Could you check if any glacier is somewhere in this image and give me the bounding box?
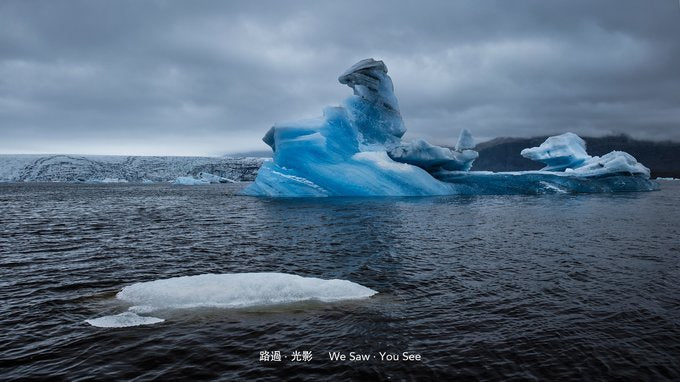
[0,154,264,183]
[244,58,657,197]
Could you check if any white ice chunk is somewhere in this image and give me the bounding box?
[100,178,128,183]
[117,273,377,312]
[172,176,210,185]
[198,172,237,183]
[172,173,236,185]
[86,312,164,328]
[520,132,590,171]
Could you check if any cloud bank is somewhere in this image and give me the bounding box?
[1,0,679,155]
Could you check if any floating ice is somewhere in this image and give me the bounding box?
[173,173,237,185]
[86,273,375,327]
[565,151,650,178]
[244,58,657,197]
[197,172,237,183]
[99,177,129,184]
[520,133,590,171]
[173,176,209,185]
[86,312,164,328]
[116,273,376,312]
[520,133,650,177]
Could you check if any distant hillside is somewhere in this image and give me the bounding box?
[471,135,680,178]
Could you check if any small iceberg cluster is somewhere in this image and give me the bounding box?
[86,273,376,327]
[243,58,657,197]
[520,132,650,177]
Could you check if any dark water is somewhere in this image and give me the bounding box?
[1,182,679,381]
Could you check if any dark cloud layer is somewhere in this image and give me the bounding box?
[1,0,679,155]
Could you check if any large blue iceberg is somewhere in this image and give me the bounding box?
[243,59,657,197]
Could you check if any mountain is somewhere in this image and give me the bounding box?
[471,135,680,178]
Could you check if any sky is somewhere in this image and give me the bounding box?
[1,0,679,156]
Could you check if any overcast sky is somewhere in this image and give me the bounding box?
[1,1,679,156]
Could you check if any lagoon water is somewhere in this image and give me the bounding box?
[1,182,679,380]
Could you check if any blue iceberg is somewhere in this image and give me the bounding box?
[243,59,657,197]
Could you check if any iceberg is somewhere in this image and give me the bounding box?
[117,273,377,312]
[243,58,657,197]
[520,132,590,171]
[86,273,376,327]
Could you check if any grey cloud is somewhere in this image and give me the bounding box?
[0,0,678,155]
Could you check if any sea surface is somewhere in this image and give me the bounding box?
[1,182,679,381]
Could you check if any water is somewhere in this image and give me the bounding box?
[1,182,679,381]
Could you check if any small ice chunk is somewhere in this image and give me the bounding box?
[101,178,128,183]
[87,178,128,184]
[86,312,164,328]
[172,173,236,184]
[520,133,590,171]
[198,172,237,183]
[172,176,209,185]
